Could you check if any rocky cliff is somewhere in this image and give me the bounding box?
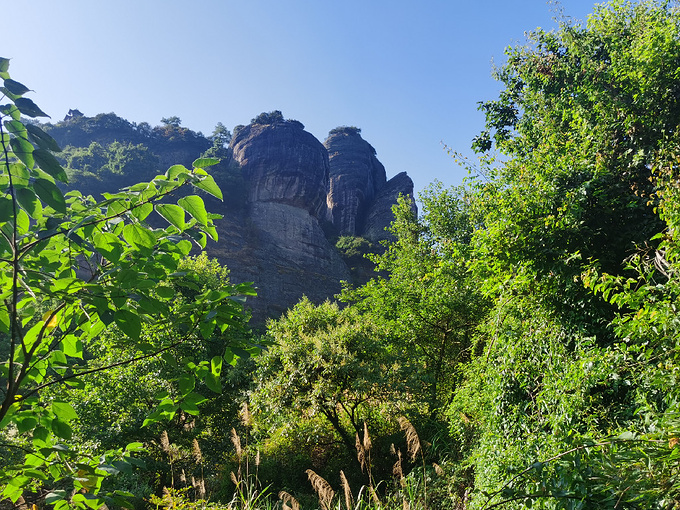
[46,112,415,323]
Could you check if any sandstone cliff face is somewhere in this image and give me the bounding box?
[323,128,414,242]
[363,171,415,242]
[225,119,349,322]
[231,121,329,218]
[324,128,386,236]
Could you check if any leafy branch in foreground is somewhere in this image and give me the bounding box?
[0,58,255,509]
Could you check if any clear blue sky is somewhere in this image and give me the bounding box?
[6,0,601,195]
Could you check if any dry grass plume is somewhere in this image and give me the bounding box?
[306,469,335,510]
[398,417,421,462]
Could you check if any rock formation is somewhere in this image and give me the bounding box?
[45,111,415,323]
[323,126,413,243]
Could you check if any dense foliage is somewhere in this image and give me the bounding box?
[4,1,680,509]
[0,61,256,509]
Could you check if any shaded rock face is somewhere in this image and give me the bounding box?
[222,122,414,322]
[323,128,413,243]
[224,121,347,322]
[324,129,386,235]
[231,122,329,218]
[363,172,415,242]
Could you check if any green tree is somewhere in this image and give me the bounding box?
[449,1,680,507]
[0,60,255,509]
[161,116,182,128]
[251,299,416,455]
[343,186,488,419]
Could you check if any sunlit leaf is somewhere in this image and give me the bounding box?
[9,136,34,168]
[192,157,220,168]
[114,309,142,340]
[178,195,208,226]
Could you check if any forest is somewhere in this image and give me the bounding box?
[2,1,680,508]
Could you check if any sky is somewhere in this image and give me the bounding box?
[5,0,602,196]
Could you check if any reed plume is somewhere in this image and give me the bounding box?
[306,469,335,510]
[398,417,421,462]
[279,490,300,510]
[230,427,243,461]
[192,438,202,464]
[340,470,354,510]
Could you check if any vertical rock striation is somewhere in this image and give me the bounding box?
[323,127,414,242]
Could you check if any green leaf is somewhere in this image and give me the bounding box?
[3,119,27,136]
[156,203,186,230]
[178,195,208,226]
[114,309,142,340]
[9,136,34,168]
[178,374,195,396]
[156,286,175,299]
[194,174,223,200]
[26,124,61,152]
[52,401,78,421]
[93,232,123,261]
[0,58,9,73]
[192,157,220,168]
[45,492,68,505]
[14,97,49,118]
[33,149,67,182]
[16,187,42,219]
[180,401,200,415]
[16,416,38,433]
[131,201,153,221]
[166,164,189,179]
[51,418,73,440]
[3,78,30,96]
[211,355,223,376]
[205,372,222,393]
[0,196,14,222]
[34,178,66,213]
[123,223,156,249]
[183,392,208,406]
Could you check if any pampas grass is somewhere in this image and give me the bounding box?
[306,469,335,510]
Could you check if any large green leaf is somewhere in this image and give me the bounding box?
[33,149,67,182]
[156,203,185,230]
[178,195,208,226]
[123,224,156,249]
[194,174,223,200]
[3,79,30,96]
[52,401,78,422]
[33,178,66,213]
[114,309,142,340]
[16,187,42,219]
[3,119,27,137]
[0,196,13,222]
[192,157,220,168]
[26,124,61,152]
[9,136,34,168]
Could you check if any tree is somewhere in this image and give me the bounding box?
[209,122,232,149]
[449,1,680,506]
[251,299,416,453]
[160,116,182,128]
[0,60,255,509]
[342,186,488,419]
